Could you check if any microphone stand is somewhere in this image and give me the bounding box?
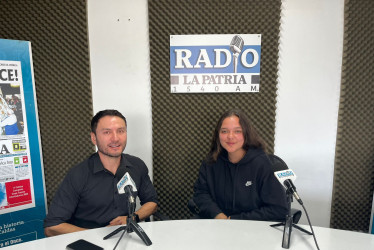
[270,188,312,249]
[103,195,152,249]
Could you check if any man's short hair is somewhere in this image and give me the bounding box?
[91,109,127,134]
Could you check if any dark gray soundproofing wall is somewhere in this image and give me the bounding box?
[330,0,374,231]
[0,1,94,205]
[149,0,282,219]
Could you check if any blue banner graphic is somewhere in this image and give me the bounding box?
[0,39,46,248]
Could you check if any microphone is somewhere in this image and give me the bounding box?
[117,172,138,203]
[230,35,244,73]
[117,172,138,217]
[274,169,303,205]
[124,185,135,204]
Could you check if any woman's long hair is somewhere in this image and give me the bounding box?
[206,109,266,163]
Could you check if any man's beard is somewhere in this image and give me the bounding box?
[96,140,126,158]
[98,147,122,158]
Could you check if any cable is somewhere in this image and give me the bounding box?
[301,203,320,250]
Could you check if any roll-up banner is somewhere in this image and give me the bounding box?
[0,39,46,248]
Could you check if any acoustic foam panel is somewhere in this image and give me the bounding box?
[330,0,374,232]
[0,0,94,206]
[149,0,282,219]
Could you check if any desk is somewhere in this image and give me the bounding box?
[4,220,374,250]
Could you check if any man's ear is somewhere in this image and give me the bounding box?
[91,132,97,146]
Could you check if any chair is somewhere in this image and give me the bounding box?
[144,210,170,222]
[152,211,170,221]
[268,154,312,236]
[187,198,202,219]
[267,154,302,224]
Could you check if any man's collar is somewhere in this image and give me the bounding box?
[92,153,106,174]
[92,153,135,174]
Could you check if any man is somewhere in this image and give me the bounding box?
[44,110,158,236]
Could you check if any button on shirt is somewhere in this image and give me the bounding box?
[44,153,158,229]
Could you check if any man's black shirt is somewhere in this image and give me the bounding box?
[44,153,158,229]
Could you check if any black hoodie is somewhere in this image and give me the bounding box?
[193,148,289,221]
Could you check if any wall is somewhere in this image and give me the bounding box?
[88,0,153,178]
[88,0,344,227]
[275,0,344,226]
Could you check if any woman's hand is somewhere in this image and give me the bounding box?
[214,213,229,219]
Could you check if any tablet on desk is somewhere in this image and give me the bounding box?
[66,239,104,250]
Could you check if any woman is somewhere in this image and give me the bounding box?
[193,109,288,220]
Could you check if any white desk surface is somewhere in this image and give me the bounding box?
[4,219,374,250]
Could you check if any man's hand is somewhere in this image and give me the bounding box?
[108,201,157,226]
[109,216,128,226]
[134,202,158,221]
[44,223,86,237]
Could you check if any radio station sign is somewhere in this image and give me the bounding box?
[170,34,261,93]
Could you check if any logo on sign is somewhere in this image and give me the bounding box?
[117,175,128,190]
[276,171,295,178]
[170,34,261,93]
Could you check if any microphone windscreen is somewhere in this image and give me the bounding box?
[125,185,133,193]
[284,179,295,190]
